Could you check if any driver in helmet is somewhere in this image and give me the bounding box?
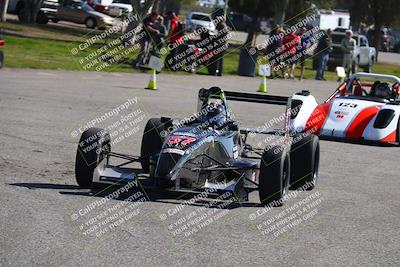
[371,82,392,99]
[201,101,228,128]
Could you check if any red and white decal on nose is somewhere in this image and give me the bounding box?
[345,105,381,139]
[305,102,331,135]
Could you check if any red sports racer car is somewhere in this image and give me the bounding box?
[290,73,400,145]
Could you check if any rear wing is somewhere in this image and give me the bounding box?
[223,91,289,106]
[198,87,289,105]
[198,87,292,138]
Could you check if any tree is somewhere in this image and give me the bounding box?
[228,0,276,45]
[0,0,10,22]
[272,0,289,25]
[349,0,398,61]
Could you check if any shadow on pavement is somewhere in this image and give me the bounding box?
[9,182,263,209]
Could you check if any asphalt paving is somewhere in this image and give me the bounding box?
[0,68,399,266]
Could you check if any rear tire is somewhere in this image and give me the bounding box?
[363,63,372,73]
[85,17,96,29]
[207,60,219,75]
[290,133,319,190]
[75,128,111,187]
[259,146,290,206]
[140,118,166,173]
[36,10,49,24]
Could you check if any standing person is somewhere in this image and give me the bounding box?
[341,30,356,77]
[166,11,181,44]
[297,27,311,80]
[280,29,300,79]
[315,28,332,80]
[213,15,229,76]
[153,16,167,54]
[266,26,283,78]
[164,11,185,71]
[135,12,160,67]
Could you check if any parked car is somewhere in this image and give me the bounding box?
[107,0,132,17]
[328,31,376,73]
[87,0,112,12]
[392,30,400,53]
[291,72,400,145]
[186,12,215,33]
[56,0,115,29]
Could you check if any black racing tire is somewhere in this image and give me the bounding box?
[140,118,166,173]
[207,60,219,75]
[85,17,97,29]
[36,10,49,24]
[290,133,319,190]
[259,146,290,206]
[75,128,111,187]
[165,53,177,71]
[18,7,28,23]
[363,63,372,73]
[0,50,4,69]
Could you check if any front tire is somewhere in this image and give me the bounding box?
[259,146,290,206]
[290,133,319,190]
[140,118,166,173]
[75,128,111,187]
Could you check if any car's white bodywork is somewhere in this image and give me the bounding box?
[290,73,400,144]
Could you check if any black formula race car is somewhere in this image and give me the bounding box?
[75,87,320,205]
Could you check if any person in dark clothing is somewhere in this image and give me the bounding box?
[135,12,160,67]
[315,28,332,80]
[153,16,167,53]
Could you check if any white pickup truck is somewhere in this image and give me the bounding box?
[328,30,376,73]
